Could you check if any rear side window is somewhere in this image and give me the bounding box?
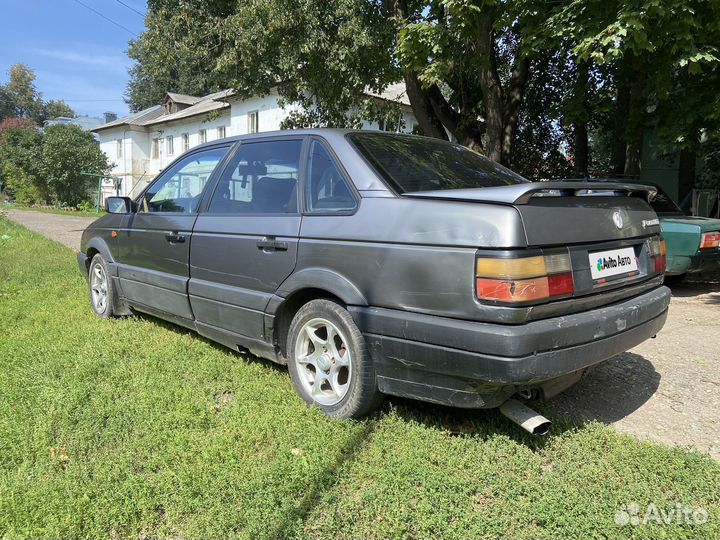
[208,139,302,214]
[305,140,357,213]
[348,133,528,193]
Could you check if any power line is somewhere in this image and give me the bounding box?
[115,0,145,17]
[70,0,138,37]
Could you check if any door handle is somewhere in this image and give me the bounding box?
[256,237,288,252]
[165,233,186,244]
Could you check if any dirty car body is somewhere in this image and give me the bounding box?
[79,130,671,415]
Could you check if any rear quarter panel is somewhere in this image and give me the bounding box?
[296,197,526,319]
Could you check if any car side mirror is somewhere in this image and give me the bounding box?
[105,196,135,214]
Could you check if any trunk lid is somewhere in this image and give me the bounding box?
[406,182,665,307]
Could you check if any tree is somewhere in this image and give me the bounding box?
[43,99,75,120]
[0,64,76,123]
[2,64,44,121]
[126,0,720,179]
[125,0,236,111]
[0,119,46,203]
[40,124,108,206]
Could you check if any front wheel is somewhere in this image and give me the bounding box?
[287,299,382,419]
[88,254,116,319]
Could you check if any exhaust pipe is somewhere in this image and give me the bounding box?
[499,398,552,436]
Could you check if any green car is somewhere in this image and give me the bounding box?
[650,187,720,281]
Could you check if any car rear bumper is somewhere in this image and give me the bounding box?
[349,286,671,409]
[689,249,720,273]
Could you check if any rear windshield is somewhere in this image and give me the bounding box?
[347,133,528,193]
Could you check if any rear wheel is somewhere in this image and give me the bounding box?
[287,299,382,419]
[88,254,116,319]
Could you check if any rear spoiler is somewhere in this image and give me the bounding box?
[402,182,657,205]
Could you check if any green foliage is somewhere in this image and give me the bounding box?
[0,120,45,202]
[40,124,108,207]
[0,123,107,207]
[1,162,44,205]
[125,0,720,179]
[1,216,720,538]
[43,99,75,120]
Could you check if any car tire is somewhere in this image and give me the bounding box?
[87,254,116,319]
[287,298,383,419]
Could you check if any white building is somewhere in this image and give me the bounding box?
[92,85,417,200]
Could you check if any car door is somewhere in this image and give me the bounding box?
[189,137,304,341]
[117,145,231,320]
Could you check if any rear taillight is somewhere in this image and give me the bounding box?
[475,252,573,304]
[649,237,666,273]
[700,232,720,250]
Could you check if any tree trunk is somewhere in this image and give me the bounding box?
[678,148,697,205]
[573,61,590,177]
[402,72,449,140]
[611,83,630,176]
[623,59,646,178]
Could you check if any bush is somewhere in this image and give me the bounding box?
[2,162,46,204]
[41,124,108,207]
[0,121,109,207]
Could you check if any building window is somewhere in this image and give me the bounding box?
[166,135,174,156]
[181,133,189,153]
[116,139,123,158]
[199,129,206,144]
[248,111,259,134]
[151,138,160,159]
[217,126,226,139]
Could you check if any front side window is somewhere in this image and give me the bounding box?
[199,129,206,144]
[140,146,228,213]
[217,126,226,139]
[116,139,123,158]
[305,140,356,213]
[151,138,160,159]
[208,139,301,214]
[181,133,189,153]
[348,133,528,193]
[166,135,174,156]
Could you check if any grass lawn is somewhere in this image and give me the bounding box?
[2,203,106,218]
[0,215,718,539]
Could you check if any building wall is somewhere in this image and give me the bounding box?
[95,93,417,200]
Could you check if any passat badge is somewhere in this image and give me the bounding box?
[612,211,624,229]
[642,218,660,228]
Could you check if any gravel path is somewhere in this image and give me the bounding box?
[549,281,720,460]
[4,208,720,459]
[3,209,97,251]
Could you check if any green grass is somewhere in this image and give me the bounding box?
[3,203,106,218]
[0,215,718,539]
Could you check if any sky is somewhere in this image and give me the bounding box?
[0,0,148,119]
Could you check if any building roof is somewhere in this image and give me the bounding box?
[140,98,230,127]
[92,84,410,133]
[366,82,411,107]
[165,92,203,105]
[92,105,165,131]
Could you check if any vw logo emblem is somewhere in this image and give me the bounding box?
[612,211,624,229]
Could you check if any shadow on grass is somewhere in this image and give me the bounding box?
[129,313,659,462]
